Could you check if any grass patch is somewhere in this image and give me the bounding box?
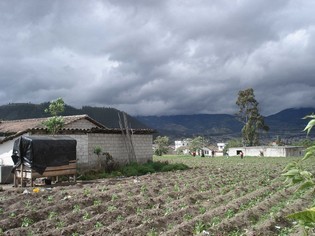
[78,161,189,180]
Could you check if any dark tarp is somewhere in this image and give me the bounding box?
[11,136,77,174]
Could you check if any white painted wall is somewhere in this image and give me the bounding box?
[228,146,304,157]
[0,139,15,166]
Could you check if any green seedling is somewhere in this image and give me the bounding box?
[21,217,34,227]
[94,221,103,228]
[48,211,58,220]
[111,194,118,201]
[82,211,90,220]
[73,204,80,213]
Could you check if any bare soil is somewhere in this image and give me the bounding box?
[0,156,314,235]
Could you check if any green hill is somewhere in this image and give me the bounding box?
[0,103,149,129]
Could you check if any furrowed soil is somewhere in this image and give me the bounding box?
[1,156,314,236]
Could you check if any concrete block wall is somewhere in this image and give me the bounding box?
[131,134,153,163]
[87,133,153,168]
[67,134,89,165]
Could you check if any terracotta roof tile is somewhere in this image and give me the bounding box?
[0,114,106,134]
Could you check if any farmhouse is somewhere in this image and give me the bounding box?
[0,115,154,169]
[228,146,304,157]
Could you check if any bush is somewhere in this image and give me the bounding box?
[78,161,189,180]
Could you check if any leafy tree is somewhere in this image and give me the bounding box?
[188,136,204,153]
[282,114,315,233]
[154,136,169,156]
[235,88,269,146]
[42,98,65,134]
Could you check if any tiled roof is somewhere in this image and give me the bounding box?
[0,114,106,134]
[0,115,155,145]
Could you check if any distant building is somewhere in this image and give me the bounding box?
[175,139,190,151]
[228,146,304,157]
[217,143,226,151]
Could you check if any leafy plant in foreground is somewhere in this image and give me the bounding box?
[282,114,315,234]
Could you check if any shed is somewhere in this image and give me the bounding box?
[0,115,154,173]
[12,136,77,187]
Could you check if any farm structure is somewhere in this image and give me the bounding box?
[0,115,154,173]
[12,136,77,187]
[228,146,304,157]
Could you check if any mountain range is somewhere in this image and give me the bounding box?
[137,108,315,142]
[0,103,314,142]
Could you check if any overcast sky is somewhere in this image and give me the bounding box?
[0,0,314,116]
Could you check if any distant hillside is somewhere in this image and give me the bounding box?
[137,114,242,140]
[137,107,315,141]
[1,103,314,142]
[265,108,315,138]
[0,103,149,129]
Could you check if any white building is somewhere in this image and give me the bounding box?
[228,146,304,157]
[217,143,226,151]
[174,139,190,151]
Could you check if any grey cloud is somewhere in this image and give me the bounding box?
[0,0,314,116]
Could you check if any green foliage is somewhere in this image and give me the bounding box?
[43,116,64,134]
[287,207,315,223]
[21,217,34,227]
[42,98,65,134]
[236,88,269,146]
[282,114,315,228]
[44,98,65,116]
[78,161,189,180]
[154,136,169,156]
[188,136,204,152]
[93,146,102,156]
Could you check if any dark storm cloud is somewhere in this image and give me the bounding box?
[0,0,314,115]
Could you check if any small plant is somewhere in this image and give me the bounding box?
[164,207,173,216]
[140,185,148,194]
[107,205,117,212]
[71,233,80,236]
[48,211,58,220]
[116,215,124,221]
[73,204,80,213]
[47,195,53,202]
[55,220,65,229]
[147,228,158,236]
[93,199,101,206]
[173,183,180,192]
[225,209,235,218]
[0,208,3,214]
[193,221,206,235]
[83,188,91,196]
[210,216,221,226]
[94,221,103,228]
[199,206,207,214]
[183,213,193,221]
[9,212,16,218]
[136,207,143,215]
[111,193,118,201]
[21,217,34,227]
[82,211,90,220]
[25,200,32,208]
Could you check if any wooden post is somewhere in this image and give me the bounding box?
[20,164,23,188]
[14,171,17,187]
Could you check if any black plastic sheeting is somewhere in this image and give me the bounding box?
[11,136,77,175]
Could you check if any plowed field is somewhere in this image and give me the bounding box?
[0,156,314,236]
